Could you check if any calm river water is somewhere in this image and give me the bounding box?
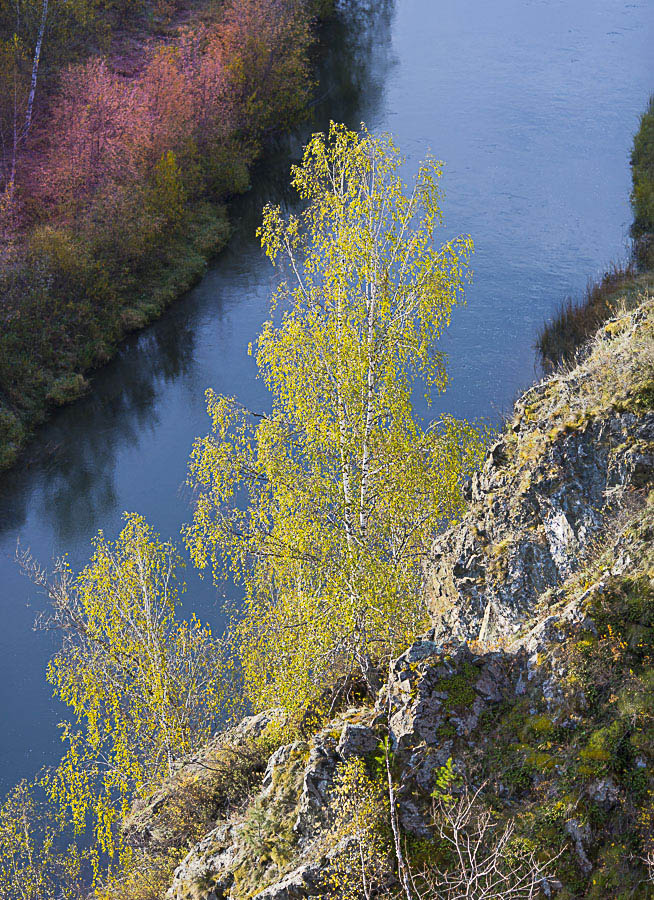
[0,0,651,792]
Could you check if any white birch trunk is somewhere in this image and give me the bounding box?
[24,0,48,136]
[359,277,376,537]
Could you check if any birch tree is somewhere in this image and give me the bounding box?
[24,0,47,135]
[185,122,488,719]
[24,513,226,858]
[0,0,47,254]
[0,0,47,187]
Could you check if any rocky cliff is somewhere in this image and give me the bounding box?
[127,292,654,899]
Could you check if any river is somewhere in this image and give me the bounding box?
[0,0,651,792]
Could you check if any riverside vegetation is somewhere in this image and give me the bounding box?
[0,101,652,897]
[536,95,654,372]
[0,0,332,471]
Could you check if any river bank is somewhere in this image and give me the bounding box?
[536,94,654,372]
[0,0,648,804]
[0,0,333,473]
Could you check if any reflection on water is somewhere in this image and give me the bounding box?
[0,0,651,791]
[3,1,396,538]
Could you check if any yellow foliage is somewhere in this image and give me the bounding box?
[0,779,87,900]
[150,150,187,231]
[328,757,391,900]
[185,123,489,721]
[93,847,183,900]
[43,513,226,861]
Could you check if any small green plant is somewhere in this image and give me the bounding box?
[431,757,461,804]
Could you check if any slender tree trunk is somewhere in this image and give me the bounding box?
[359,278,377,537]
[2,4,21,193]
[359,164,381,538]
[332,168,357,553]
[24,0,48,135]
[335,271,355,551]
[336,380,355,551]
[10,70,18,188]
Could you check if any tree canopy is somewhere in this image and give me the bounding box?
[185,122,488,720]
[30,513,225,858]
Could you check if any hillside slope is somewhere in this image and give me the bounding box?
[123,291,654,900]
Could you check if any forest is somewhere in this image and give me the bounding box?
[0,0,329,470]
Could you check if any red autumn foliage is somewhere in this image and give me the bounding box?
[0,0,320,472]
[218,0,311,134]
[178,25,233,150]
[139,46,197,170]
[33,0,311,220]
[39,59,142,210]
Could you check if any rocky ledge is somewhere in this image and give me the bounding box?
[131,297,654,899]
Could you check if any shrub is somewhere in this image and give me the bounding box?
[0,407,25,470]
[148,151,188,232]
[46,373,89,407]
[536,263,635,371]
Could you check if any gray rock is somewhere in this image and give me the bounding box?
[294,735,340,839]
[385,640,513,792]
[426,410,654,644]
[166,823,236,900]
[261,743,300,797]
[397,797,431,838]
[337,724,378,759]
[587,777,619,809]
[251,863,323,899]
[564,818,592,873]
[207,709,286,750]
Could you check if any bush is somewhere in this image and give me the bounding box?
[202,140,253,197]
[0,407,25,469]
[144,734,278,850]
[536,263,635,371]
[148,151,187,232]
[46,373,89,407]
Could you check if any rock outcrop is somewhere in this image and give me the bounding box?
[133,299,654,899]
[425,300,654,645]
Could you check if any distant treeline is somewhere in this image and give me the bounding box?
[0,0,331,470]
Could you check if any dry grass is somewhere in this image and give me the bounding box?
[536,263,640,372]
[529,289,654,429]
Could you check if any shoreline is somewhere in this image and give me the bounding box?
[0,199,231,473]
[0,2,334,475]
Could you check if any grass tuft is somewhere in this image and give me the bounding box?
[536,263,638,372]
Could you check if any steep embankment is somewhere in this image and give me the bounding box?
[117,286,653,899]
[426,274,654,644]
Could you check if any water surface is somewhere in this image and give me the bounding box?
[0,0,651,791]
